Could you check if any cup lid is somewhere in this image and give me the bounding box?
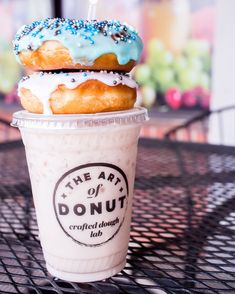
[11,107,148,130]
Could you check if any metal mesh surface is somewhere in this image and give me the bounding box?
[0,139,235,294]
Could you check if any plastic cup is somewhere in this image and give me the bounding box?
[11,107,148,282]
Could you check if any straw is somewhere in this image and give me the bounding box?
[87,0,98,20]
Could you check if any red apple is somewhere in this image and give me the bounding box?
[193,86,211,109]
[165,88,182,109]
[182,90,197,108]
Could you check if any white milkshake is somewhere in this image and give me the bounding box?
[12,107,148,282]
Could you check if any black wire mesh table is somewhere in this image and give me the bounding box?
[0,138,235,294]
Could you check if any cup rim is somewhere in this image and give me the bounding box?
[11,107,149,130]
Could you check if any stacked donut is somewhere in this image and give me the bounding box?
[13,18,143,114]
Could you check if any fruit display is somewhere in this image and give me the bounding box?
[0,38,21,95]
[134,39,211,109]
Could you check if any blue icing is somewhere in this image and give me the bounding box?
[13,18,143,65]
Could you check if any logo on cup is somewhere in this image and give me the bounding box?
[53,163,129,247]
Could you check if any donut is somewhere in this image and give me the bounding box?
[13,18,143,72]
[18,71,138,114]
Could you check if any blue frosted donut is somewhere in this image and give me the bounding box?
[13,18,143,71]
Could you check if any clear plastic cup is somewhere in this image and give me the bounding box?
[11,107,148,282]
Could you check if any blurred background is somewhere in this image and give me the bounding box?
[1,0,232,143]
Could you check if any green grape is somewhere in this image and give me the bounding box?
[188,57,204,72]
[178,68,199,91]
[147,39,174,66]
[0,51,20,94]
[202,54,212,73]
[157,69,174,84]
[198,72,210,90]
[167,81,181,91]
[173,56,188,73]
[134,64,152,85]
[154,68,175,92]
[185,39,210,58]
[152,67,161,83]
[141,85,156,108]
[147,39,164,58]
[161,51,174,66]
[143,79,158,90]
[146,56,156,71]
[153,51,174,67]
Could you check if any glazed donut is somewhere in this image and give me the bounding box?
[13,18,143,72]
[18,71,137,114]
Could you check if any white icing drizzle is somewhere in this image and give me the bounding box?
[18,71,138,115]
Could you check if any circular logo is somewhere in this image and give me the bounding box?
[53,163,129,247]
